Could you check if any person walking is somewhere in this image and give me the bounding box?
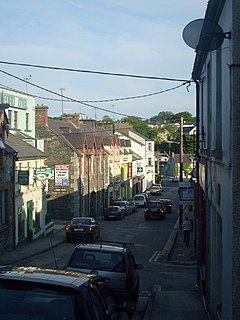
[182,216,192,246]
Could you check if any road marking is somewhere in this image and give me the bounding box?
[149,250,165,264]
[149,251,159,263]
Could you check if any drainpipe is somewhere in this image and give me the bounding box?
[194,79,200,286]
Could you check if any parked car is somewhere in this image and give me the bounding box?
[128,200,137,213]
[0,266,128,320]
[132,194,147,207]
[104,206,124,220]
[112,201,130,216]
[65,241,143,313]
[160,198,172,213]
[153,183,163,191]
[144,200,166,220]
[149,185,161,195]
[65,217,101,242]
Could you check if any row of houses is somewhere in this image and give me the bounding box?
[0,87,155,250]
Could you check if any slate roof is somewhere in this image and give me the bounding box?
[5,133,45,160]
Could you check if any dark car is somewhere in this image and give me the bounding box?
[128,201,137,213]
[65,217,101,242]
[160,198,172,213]
[0,266,128,320]
[112,201,130,216]
[144,200,166,220]
[104,206,124,220]
[65,241,143,313]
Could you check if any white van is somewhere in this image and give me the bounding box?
[133,194,147,207]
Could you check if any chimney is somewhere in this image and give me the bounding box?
[61,113,80,128]
[35,104,49,127]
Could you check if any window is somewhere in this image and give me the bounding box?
[148,143,151,151]
[4,94,15,106]
[14,111,18,129]
[0,190,6,225]
[26,113,29,131]
[18,98,27,109]
[148,158,152,166]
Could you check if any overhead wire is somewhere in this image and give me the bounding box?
[0,60,192,82]
[0,69,191,119]
[0,69,145,119]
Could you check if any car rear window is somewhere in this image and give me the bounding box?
[68,250,126,273]
[71,218,91,225]
[0,283,77,320]
[147,202,162,208]
[134,196,144,201]
[108,207,118,212]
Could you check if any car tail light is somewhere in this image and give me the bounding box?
[65,225,70,232]
[87,226,93,231]
[125,271,133,289]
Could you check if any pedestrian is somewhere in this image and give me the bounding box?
[182,216,192,246]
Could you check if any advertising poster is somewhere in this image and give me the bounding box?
[54,165,69,186]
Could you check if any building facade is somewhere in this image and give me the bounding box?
[192,1,240,319]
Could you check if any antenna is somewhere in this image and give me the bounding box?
[24,75,32,93]
[182,18,231,52]
[60,88,65,115]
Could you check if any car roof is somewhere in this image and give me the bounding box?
[73,243,127,253]
[159,198,171,201]
[0,266,97,289]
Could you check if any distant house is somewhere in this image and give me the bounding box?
[6,133,47,245]
[0,103,16,250]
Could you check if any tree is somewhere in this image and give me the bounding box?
[102,115,114,123]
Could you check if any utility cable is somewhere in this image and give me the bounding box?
[0,69,147,119]
[0,69,191,119]
[0,60,192,82]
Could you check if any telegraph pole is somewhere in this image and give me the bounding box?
[179,117,184,228]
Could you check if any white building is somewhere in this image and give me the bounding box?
[191,1,240,319]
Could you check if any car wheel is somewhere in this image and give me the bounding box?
[66,236,71,243]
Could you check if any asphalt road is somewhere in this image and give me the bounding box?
[16,181,181,293]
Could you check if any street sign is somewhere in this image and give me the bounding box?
[178,187,194,205]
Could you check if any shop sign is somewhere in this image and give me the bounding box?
[18,170,29,185]
[35,167,54,181]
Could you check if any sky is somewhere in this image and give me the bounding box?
[0,0,208,120]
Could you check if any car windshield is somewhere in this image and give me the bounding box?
[0,284,77,320]
[71,218,91,225]
[109,207,118,212]
[68,250,126,273]
[147,202,162,208]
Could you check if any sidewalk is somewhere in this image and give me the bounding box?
[143,221,209,320]
[0,221,67,266]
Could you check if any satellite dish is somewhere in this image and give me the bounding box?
[182,18,226,52]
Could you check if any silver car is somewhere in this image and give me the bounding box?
[65,242,143,313]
